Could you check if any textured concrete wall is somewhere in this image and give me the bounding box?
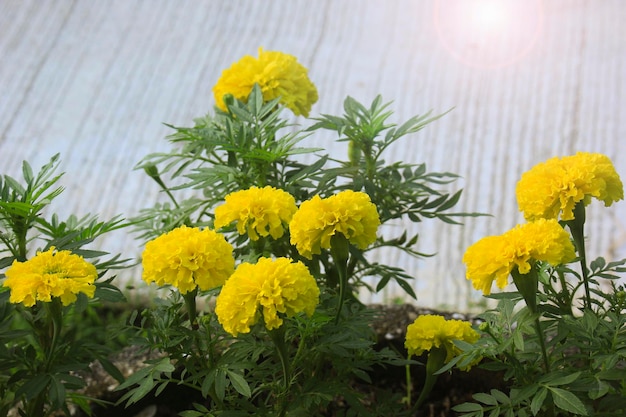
[1,1,625,310]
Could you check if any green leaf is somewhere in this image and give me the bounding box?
[548,387,588,415]
[588,379,610,400]
[126,376,156,405]
[94,282,126,303]
[225,370,251,397]
[213,368,227,402]
[453,401,484,414]
[98,358,125,384]
[21,160,34,184]
[530,387,548,415]
[48,375,67,409]
[473,392,498,405]
[394,277,417,299]
[16,374,51,400]
[542,371,581,387]
[490,389,511,405]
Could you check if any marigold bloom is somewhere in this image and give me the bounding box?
[141,225,234,294]
[405,315,479,366]
[289,190,380,259]
[214,186,297,241]
[463,219,576,295]
[516,152,624,221]
[213,47,318,117]
[3,247,97,307]
[215,257,319,337]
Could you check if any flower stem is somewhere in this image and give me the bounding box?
[566,202,591,310]
[330,234,350,324]
[510,267,550,372]
[268,326,290,417]
[411,346,446,413]
[144,164,180,209]
[534,317,551,373]
[405,355,412,407]
[26,299,64,417]
[510,266,538,313]
[183,289,198,329]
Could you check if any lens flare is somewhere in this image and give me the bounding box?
[434,0,544,69]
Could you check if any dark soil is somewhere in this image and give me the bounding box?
[79,305,506,417]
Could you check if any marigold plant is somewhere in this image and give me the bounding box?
[141,225,235,294]
[3,247,97,307]
[127,48,478,416]
[462,218,576,295]
[405,314,479,364]
[289,190,380,259]
[212,47,318,117]
[214,186,297,241]
[215,257,319,336]
[516,151,624,221]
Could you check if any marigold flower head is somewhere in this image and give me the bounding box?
[3,247,97,307]
[289,190,380,259]
[463,219,576,295]
[141,225,234,294]
[214,186,297,241]
[213,47,318,117]
[215,257,319,337]
[516,152,624,221]
[405,314,479,368]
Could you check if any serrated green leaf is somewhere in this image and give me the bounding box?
[15,374,51,400]
[48,375,66,408]
[542,371,581,387]
[549,387,588,415]
[214,369,226,402]
[179,412,204,417]
[490,389,511,405]
[225,370,251,398]
[473,392,498,405]
[530,387,548,415]
[588,379,610,400]
[453,402,484,412]
[127,376,156,405]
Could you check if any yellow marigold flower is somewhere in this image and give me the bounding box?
[214,186,297,241]
[405,315,479,367]
[141,225,234,294]
[3,247,97,307]
[213,47,318,117]
[289,190,380,259]
[215,257,319,337]
[463,219,576,295]
[516,152,624,221]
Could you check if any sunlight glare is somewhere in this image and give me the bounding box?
[434,0,544,69]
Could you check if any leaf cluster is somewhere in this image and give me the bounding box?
[121,292,408,416]
[451,259,626,417]
[132,89,480,300]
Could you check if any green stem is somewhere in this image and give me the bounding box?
[534,318,551,373]
[510,266,538,314]
[14,218,28,261]
[510,266,551,372]
[183,289,198,329]
[557,271,573,315]
[268,326,290,417]
[566,202,591,309]
[405,355,412,408]
[45,299,63,369]
[411,346,447,413]
[26,299,64,417]
[329,234,350,324]
[144,165,181,209]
